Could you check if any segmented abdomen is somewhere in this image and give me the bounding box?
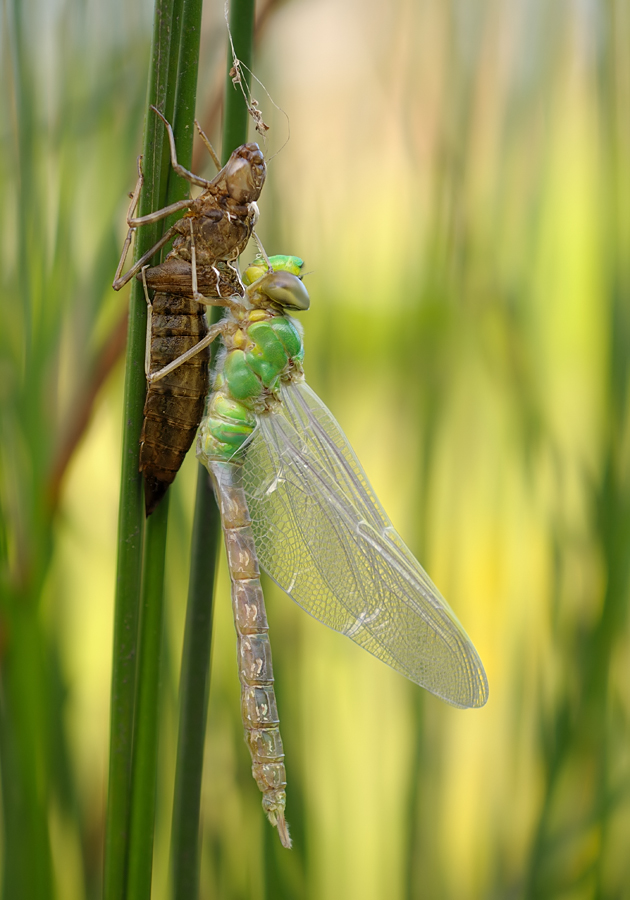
[209,459,291,848]
[140,293,209,515]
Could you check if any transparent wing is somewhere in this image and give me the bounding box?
[234,380,488,708]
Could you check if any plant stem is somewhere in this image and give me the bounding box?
[170,472,220,900]
[120,1,205,898]
[104,0,181,896]
[223,0,257,161]
[126,497,170,900]
[170,1,256,896]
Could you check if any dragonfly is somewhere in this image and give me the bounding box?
[183,252,490,848]
[113,107,266,514]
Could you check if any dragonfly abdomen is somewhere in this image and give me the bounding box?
[210,459,291,848]
[198,387,256,461]
[140,292,209,515]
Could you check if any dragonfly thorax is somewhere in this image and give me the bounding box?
[198,307,305,462]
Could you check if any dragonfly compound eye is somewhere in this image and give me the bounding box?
[249,271,310,311]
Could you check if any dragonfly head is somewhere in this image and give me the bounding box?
[223,143,266,204]
[245,269,310,311]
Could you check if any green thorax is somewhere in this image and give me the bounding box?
[242,254,304,286]
[198,258,307,464]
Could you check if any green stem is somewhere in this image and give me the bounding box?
[0,603,54,900]
[169,1,256,896]
[223,0,257,161]
[104,0,181,896]
[0,2,56,895]
[126,497,170,900]
[170,472,220,900]
[170,0,205,191]
[122,1,204,898]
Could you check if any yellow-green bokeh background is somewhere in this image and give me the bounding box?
[2,0,630,898]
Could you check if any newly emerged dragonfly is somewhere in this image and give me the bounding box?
[182,253,490,848]
[114,113,487,846]
[113,107,266,514]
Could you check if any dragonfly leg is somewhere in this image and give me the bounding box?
[225,258,246,303]
[189,218,201,301]
[113,153,195,291]
[252,231,273,271]
[112,156,143,289]
[112,222,181,292]
[151,105,215,189]
[125,197,193,230]
[146,322,225,385]
[203,266,243,315]
[194,118,221,171]
[124,225,233,386]
[141,266,153,379]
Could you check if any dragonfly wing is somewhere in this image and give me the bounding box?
[236,380,488,709]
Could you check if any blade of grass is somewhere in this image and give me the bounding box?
[222,0,257,161]
[524,8,630,893]
[1,0,61,895]
[0,604,54,900]
[125,496,170,899]
[170,472,220,900]
[104,0,179,895]
[123,1,204,898]
[170,1,256,896]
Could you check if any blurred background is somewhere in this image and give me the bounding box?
[2,0,630,897]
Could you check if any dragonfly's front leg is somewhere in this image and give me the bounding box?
[112,156,143,290]
[251,231,272,271]
[113,217,192,291]
[113,155,195,291]
[142,218,231,384]
[139,266,223,384]
[141,266,153,379]
[151,105,215,189]
[146,322,225,385]
[143,219,243,384]
[194,118,221,171]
